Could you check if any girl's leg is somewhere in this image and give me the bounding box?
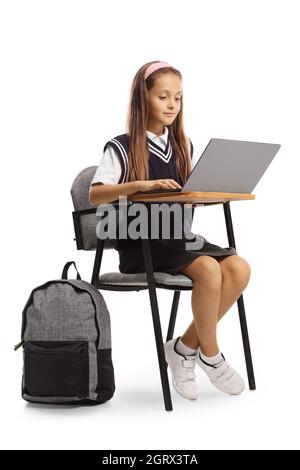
[179,255,251,353]
[178,256,222,356]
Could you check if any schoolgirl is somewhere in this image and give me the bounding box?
[89,61,251,399]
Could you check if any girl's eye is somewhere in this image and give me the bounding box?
[159,96,182,100]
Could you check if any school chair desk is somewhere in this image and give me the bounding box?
[71,167,255,411]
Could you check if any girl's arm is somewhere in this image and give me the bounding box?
[89,178,181,205]
[89,181,141,205]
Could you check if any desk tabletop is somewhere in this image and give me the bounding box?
[127,191,255,204]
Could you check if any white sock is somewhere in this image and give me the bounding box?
[199,349,224,367]
[175,337,197,356]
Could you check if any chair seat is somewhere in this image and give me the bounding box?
[97,271,193,290]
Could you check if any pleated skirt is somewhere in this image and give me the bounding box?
[118,236,237,275]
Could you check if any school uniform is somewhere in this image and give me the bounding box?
[91,127,237,274]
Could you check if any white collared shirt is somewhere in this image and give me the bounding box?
[146,125,169,148]
[91,126,196,185]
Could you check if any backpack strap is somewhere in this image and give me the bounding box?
[61,261,81,280]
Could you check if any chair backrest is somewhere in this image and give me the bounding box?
[70,166,197,252]
[70,166,117,251]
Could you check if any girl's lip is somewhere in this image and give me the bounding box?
[164,113,175,116]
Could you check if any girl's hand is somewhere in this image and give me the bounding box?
[136,179,182,192]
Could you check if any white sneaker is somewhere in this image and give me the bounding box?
[164,338,198,400]
[196,349,245,395]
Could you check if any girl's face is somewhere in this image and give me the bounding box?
[147,73,182,133]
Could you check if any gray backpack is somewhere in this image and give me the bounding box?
[15,261,115,405]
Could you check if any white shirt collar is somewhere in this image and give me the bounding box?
[146,126,169,146]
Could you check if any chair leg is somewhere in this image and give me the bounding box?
[91,238,105,285]
[166,291,181,341]
[142,239,173,411]
[236,294,256,390]
[223,202,256,390]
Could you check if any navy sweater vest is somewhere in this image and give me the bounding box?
[103,133,194,252]
[103,133,193,186]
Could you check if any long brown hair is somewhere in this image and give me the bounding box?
[126,60,192,185]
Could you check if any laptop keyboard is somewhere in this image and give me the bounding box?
[137,188,182,195]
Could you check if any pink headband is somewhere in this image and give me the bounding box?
[144,61,172,80]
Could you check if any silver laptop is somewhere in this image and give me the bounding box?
[183,138,281,193]
[139,138,281,194]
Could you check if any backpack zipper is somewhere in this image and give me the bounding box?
[14,340,24,351]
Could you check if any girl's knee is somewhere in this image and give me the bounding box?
[220,255,251,288]
[181,256,222,286]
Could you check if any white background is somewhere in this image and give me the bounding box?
[1,0,299,450]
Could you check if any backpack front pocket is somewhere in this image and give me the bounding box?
[23,341,89,397]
